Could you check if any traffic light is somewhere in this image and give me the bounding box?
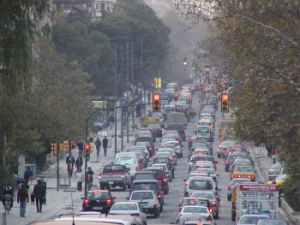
[84,143,92,155]
[221,93,229,113]
[152,93,161,111]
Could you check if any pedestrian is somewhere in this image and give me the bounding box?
[66,153,75,177]
[102,136,108,157]
[77,141,84,157]
[95,137,101,160]
[33,180,43,212]
[17,183,29,217]
[23,166,33,185]
[75,155,83,173]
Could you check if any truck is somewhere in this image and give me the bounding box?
[231,184,279,222]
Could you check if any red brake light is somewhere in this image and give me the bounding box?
[209,208,213,213]
[83,199,90,205]
[106,198,113,205]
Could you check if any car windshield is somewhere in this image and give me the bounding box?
[239,216,268,224]
[182,206,208,214]
[131,191,154,200]
[153,158,168,164]
[87,191,109,199]
[189,180,213,190]
[111,203,138,211]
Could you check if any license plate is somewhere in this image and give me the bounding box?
[108,181,114,185]
[93,206,102,210]
[140,202,147,207]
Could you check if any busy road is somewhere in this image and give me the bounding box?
[30,81,287,225]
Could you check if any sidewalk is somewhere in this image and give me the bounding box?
[0,126,136,225]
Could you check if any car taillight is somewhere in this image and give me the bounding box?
[208,208,213,213]
[157,193,162,199]
[106,198,113,205]
[83,199,90,205]
[210,201,217,207]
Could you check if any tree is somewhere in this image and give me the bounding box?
[0,0,49,181]
[189,0,300,208]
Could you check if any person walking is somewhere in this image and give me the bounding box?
[75,155,83,173]
[95,137,101,160]
[23,166,33,185]
[102,136,108,157]
[66,153,75,178]
[17,183,29,217]
[33,180,44,212]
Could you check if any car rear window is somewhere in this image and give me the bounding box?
[131,191,154,200]
[189,180,213,190]
[103,165,126,173]
[133,183,158,191]
[87,191,109,199]
[135,173,155,180]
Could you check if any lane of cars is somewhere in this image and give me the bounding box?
[31,80,287,225]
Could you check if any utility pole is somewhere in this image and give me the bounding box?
[112,42,118,155]
[56,144,60,192]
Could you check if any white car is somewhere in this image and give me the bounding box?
[109,201,147,225]
[129,190,161,218]
[237,214,270,225]
[115,152,139,176]
[176,206,211,225]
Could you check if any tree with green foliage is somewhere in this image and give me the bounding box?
[52,0,170,96]
[194,0,300,209]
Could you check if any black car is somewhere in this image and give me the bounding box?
[82,190,115,213]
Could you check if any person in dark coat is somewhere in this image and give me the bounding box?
[66,153,75,177]
[95,137,101,160]
[33,180,44,212]
[17,183,29,217]
[102,136,108,157]
[75,156,83,173]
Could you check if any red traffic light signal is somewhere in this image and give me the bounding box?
[152,93,161,111]
[221,93,229,112]
[84,143,92,154]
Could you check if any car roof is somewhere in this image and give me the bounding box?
[132,179,158,183]
[131,190,155,194]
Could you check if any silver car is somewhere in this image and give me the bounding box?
[176,206,211,225]
[129,190,161,218]
[109,201,147,225]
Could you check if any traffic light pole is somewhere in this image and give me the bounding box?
[114,106,118,155]
[56,145,60,192]
[84,119,89,199]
